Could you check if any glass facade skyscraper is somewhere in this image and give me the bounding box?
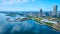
[40,9,42,17]
[52,5,57,17]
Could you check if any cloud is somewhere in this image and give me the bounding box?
[32,0,36,2]
[2,0,14,4]
[0,0,37,5]
[0,0,29,5]
[11,24,21,33]
[0,13,41,34]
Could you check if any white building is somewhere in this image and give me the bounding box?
[41,18,57,24]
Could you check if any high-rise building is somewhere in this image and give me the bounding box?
[52,5,57,17]
[38,8,43,17]
[58,12,60,18]
[50,11,52,17]
[40,8,43,17]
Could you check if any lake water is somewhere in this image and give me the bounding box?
[0,13,60,34]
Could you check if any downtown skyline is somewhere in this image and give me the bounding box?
[0,0,60,11]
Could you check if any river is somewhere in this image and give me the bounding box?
[0,13,60,34]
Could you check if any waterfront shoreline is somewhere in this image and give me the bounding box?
[28,16,60,32]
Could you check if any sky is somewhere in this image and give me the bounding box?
[0,0,60,11]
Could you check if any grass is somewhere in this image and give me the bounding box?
[45,22,54,27]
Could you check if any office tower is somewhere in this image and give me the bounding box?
[40,8,43,17]
[58,12,60,18]
[50,11,52,17]
[52,5,57,18]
